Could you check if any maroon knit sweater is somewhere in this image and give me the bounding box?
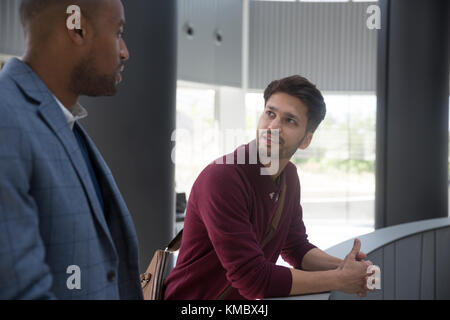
[164,141,316,300]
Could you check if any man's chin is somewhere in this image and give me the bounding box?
[82,81,118,97]
[73,73,119,97]
[83,89,117,97]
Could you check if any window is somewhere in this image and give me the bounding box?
[174,85,218,199]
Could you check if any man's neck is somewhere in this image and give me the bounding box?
[268,158,290,182]
[22,52,78,110]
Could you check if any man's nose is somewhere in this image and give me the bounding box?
[268,118,282,131]
[120,39,130,61]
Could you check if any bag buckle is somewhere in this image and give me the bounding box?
[140,272,152,284]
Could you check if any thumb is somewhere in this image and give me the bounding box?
[349,238,361,258]
[356,251,367,261]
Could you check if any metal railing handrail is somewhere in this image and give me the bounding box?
[269,217,450,300]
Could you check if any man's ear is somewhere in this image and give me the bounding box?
[66,14,90,46]
[298,131,314,150]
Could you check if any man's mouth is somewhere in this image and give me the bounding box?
[115,65,125,84]
[116,72,122,84]
[261,133,282,145]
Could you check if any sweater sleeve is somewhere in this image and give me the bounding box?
[280,173,317,269]
[195,164,292,299]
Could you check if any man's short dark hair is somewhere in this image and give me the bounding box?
[19,0,100,29]
[20,0,60,27]
[263,75,326,133]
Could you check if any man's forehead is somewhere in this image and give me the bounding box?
[267,93,306,109]
[96,0,125,24]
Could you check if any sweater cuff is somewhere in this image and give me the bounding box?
[295,243,317,270]
[265,264,292,298]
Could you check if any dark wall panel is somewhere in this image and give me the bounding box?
[382,243,395,299]
[421,231,435,299]
[80,0,177,272]
[376,0,449,228]
[436,228,450,299]
[395,234,421,299]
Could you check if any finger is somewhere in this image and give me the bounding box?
[364,264,376,278]
[349,238,361,258]
[364,260,373,268]
[359,283,368,297]
[356,251,367,261]
[364,276,370,290]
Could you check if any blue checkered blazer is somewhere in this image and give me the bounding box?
[0,58,143,300]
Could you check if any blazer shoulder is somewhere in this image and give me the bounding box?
[0,73,38,126]
[0,70,18,102]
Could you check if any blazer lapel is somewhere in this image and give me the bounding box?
[37,103,116,251]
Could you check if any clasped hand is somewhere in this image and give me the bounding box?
[337,238,375,298]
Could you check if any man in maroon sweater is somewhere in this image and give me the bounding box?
[164,75,372,300]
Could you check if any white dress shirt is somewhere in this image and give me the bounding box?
[53,95,88,130]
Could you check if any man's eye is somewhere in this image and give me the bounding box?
[266,111,275,117]
[287,118,296,125]
[118,31,124,38]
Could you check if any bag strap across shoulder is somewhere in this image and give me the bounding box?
[217,178,287,300]
[166,229,183,252]
[261,180,287,249]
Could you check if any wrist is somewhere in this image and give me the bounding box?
[331,269,343,292]
[333,258,344,270]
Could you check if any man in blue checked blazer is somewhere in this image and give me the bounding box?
[0,0,143,299]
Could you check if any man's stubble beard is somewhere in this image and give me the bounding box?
[256,132,305,162]
[70,54,118,97]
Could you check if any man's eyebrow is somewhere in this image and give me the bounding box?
[119,19,126,27]
[285,112,299,120]
[267,106,300,120]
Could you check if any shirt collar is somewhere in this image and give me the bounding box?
[53,95,88,130]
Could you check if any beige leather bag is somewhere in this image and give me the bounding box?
[140,230,183,300]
